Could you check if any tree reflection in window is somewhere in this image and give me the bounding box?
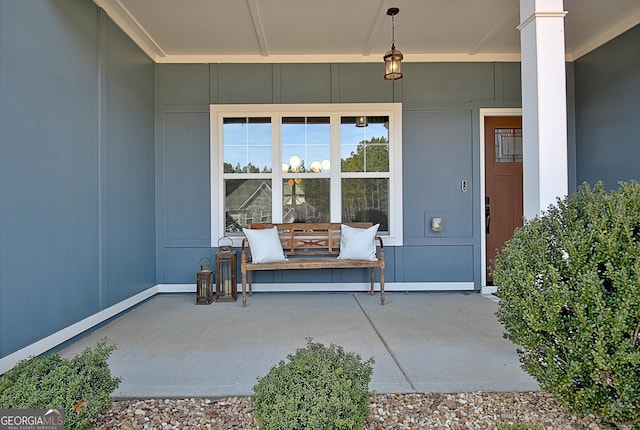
[340,116,390,232]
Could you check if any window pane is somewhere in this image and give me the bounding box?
[341,116,389,172]
[283,178,330,223]
[282,117,330,173]
[225,179,272,232]
[223,117,272,173]
[495,128,523,163]
[342,178,389,232]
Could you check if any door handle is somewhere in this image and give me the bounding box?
[485,196,491,234]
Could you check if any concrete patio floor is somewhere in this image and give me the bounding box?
[60,291,539,399]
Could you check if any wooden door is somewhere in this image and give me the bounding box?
[485,116,523,284]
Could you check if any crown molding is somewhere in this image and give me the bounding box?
[156,53,523,64]
[93,0,165,61]
[246,0,269,56]
[517,10,568,31]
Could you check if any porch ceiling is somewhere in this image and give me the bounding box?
[95,0,640,63]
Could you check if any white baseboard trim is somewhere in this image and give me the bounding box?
[157,284,196,293]
[0,286,158,375]
[244,281,474,292]
[153,282,476,294]
[390,282,475,291]
[1,281,475,374]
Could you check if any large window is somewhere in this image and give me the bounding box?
[211,103,403,246]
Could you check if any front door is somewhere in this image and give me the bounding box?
[485,116,523,284]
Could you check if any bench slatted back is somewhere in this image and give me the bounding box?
[248,222,373,257]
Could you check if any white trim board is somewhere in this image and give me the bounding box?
[246,282,474,292]
[161,282,474,293]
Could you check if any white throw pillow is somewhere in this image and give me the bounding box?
[242,227,287,263]
[338,224,380,261]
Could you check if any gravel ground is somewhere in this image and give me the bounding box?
[91,392,604,429]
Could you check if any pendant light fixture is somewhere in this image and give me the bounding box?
[383,7,403,80]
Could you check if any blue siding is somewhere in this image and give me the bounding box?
[162,64,210,106]
[0,0,100,355]
[155,62,522,286]
[402,63,495,103]
[499,63,523,103]
[162,248,213,284]
[0,1,155,357]
[217,64,274,104]
[155,65,214,283]
[336,63,396,103]
[402,110,474,242]
[279,64,333,104]
[161,113,211,245]
[574,24,640,188]
[399,246,474,282]
[104,17,156,305]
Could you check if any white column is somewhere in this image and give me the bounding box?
[518,0,569,219]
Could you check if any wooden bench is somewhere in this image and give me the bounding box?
[240,222,385,307]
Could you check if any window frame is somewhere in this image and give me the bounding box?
[210,103,403,246]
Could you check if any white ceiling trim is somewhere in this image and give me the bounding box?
[247,0,269,57]
[155,53,524,64]
[470,7,519,55]
[362,0,395,56]
[93,0,165,61]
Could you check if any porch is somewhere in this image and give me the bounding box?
[60,292,538,399]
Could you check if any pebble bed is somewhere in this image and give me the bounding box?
[91,392,604,429]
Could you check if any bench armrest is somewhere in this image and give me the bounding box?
[241,238,251,263]
[375,236,385,261]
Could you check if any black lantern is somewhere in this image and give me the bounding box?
[215,237,237,302]
[196,257,213,305]
[383,7,403,80]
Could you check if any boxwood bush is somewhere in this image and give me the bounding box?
[0,338,121,429]
[252,338,374,430]
[493,181,640,430]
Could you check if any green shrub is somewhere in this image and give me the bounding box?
[497,424,543,430]
[0,338,121,430]
[493,181,640,430]
[252,338,374,430]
